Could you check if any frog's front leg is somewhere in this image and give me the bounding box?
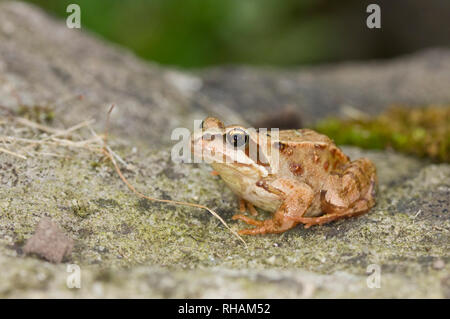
[232,179,314,235]
[238,198,258,216]
[296,158,377,228]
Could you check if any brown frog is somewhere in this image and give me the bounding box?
[191,117,377,235]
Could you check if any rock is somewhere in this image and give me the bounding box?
[198,49,450,127]
[23,217,73,263]
[0,1,448,298]
[0,1,242,148]
[433,259,445,270]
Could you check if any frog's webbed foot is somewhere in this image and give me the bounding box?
[238,198,258,216]
[232,214,263,226]
[232,212,296,235]
[299,158,377,228]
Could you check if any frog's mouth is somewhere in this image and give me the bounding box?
[191,137,270,177]
[212,161,269,179]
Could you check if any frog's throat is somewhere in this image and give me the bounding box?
[211,162,269,178]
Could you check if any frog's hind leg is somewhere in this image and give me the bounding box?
[296,199,371,228]
[232,179,314,235]
[297,158,377,228]
[232,208,298,235]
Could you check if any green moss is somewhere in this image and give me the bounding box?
[17,105,55,123]
[315,106,450,162]
[71,199,94,218]
[90,161,101,169]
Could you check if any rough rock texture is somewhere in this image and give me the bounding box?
[0,2,448,298]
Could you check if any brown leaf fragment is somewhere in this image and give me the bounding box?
[23,217,74,263]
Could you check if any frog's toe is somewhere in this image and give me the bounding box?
[238,198,247,213]
[232,214,263,226]
[247,203,259,216]
[238,227,268,235]
[237,223,285,235]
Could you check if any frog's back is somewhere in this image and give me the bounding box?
[278,129,333,144]
[275,129,350,190]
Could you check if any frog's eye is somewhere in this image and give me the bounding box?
[226,128,249,148]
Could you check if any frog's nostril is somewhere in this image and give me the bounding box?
[202,133,215,141]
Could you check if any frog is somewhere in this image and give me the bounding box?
[190,117,377,235]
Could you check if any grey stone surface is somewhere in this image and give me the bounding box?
[198,50,450,127]
[0,1,448,298]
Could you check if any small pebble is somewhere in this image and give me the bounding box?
[266,255,276,265]
[433,259,445,270]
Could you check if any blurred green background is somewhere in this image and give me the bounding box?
[25,0,450,68]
